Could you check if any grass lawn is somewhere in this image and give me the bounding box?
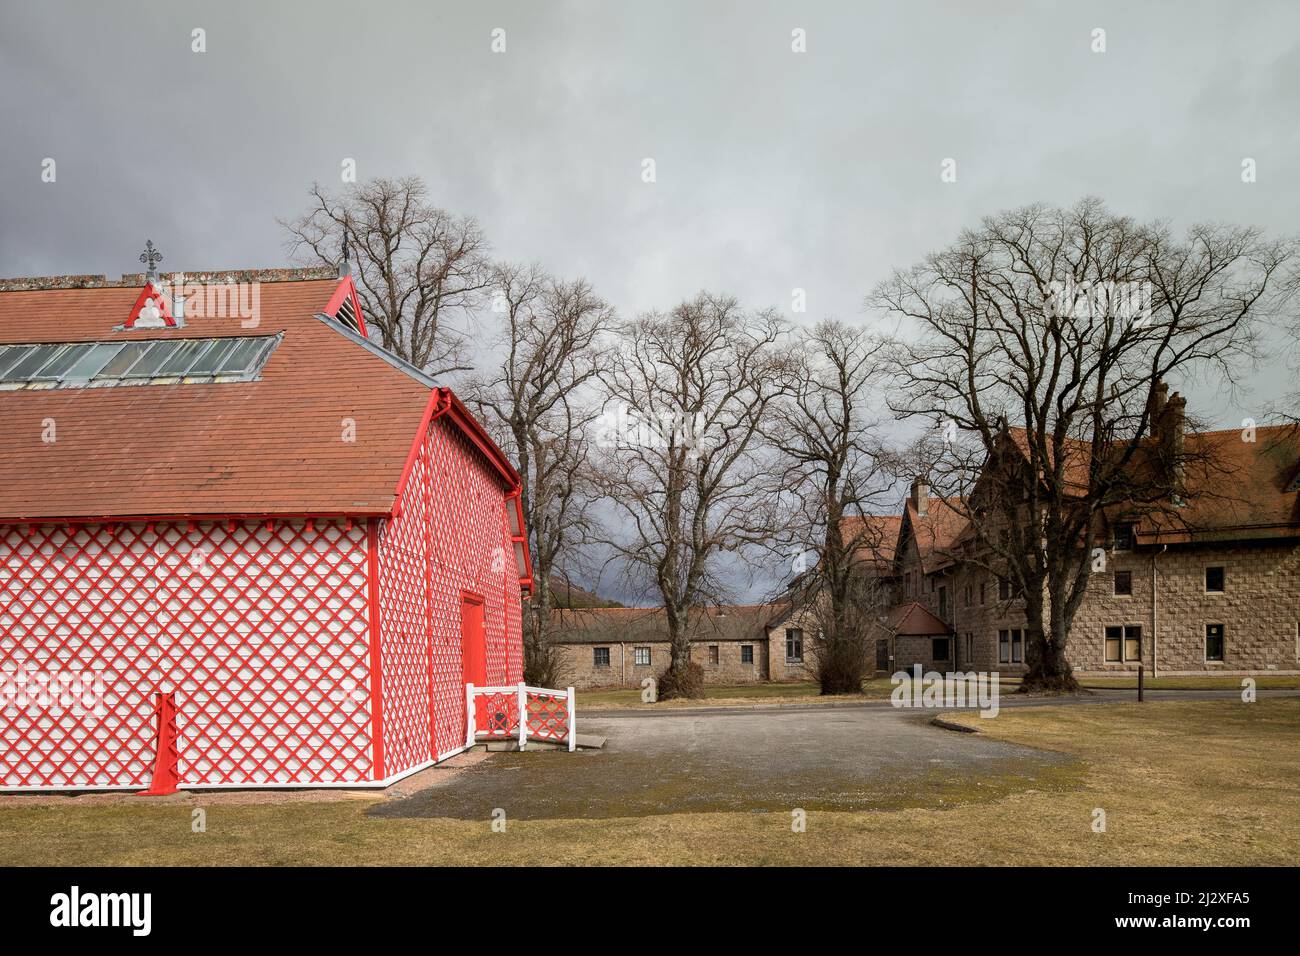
[2,698,1296,865]
[1078,675,1300,690]
[578,676,1006,709]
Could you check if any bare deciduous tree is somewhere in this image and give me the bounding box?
[595,293,793,699]
[281,176,490,375]
[768,320,894,694]
[465,264,614,686]
[874,198,1296,691]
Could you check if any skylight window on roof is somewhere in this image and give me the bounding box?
[2,344,64,381]
[0,345,36,379]
[185,339,238,376]
[0,335,280,390]
[156,339,211,377]
[95,341,152,378]
[120,340,183,378]
[33,344,93,380]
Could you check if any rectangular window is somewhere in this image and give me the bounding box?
[1124,625,1141,662]
[1011,629,1023,663]
[1105,626,1122,663]
[964,585,973,607]
[998,577,1012,601]
[1206,624,1225,662]
[593,647,610,667]
[741,644,754,664]
[979,581,987,605]
[785,628,803,662]
[1114,570,1132,596]
[633,646,651,666]
[998,629,1010,663]
[1105,625,1142,662]
[1114,522,1135,551]
[938,586,948,620]
[932,637,950,661]
[1205,566,1225,593]
[964,632,974,662]
[708,645,719,666]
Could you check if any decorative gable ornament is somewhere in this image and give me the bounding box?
[121,240,182,329]
[124,281,179,329]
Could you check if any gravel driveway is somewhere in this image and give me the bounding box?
[371,706,1072,821]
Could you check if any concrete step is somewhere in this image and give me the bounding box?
[469,734,605,752]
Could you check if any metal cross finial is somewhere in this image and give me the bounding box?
[338,232,352,278]
[139,240,163,280]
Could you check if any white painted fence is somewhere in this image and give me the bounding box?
[465,683,576,752]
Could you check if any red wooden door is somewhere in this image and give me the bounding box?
[460,592,488,733]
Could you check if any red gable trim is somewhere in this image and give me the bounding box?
[392,387,523,512]
[507,488,535,596]
[123,282,177,328]
[323,275,367,337]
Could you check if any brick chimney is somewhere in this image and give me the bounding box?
[1146,380,1168,426]
[1160,391,1187,503]
[910,476,929,516]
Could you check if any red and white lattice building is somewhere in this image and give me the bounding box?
[0,266,536,792]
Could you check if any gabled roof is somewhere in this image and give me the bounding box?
[1002,426,1095,495]
[899,496,968,574]
[882,602,951,636]
[0,276,519,522]
[840,513,903,571]
[549,603,788,645]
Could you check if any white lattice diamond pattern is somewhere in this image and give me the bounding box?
[376,412,523,775]
[1,520,373,789]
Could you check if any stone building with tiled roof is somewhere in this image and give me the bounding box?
[888,389,1300,677]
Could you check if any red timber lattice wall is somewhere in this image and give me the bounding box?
[375,413,523,778]
[1,519,374,790]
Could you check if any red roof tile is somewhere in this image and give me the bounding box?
[0,279,496,521]
[1143,426,1300,542]
[840,513,903,569]
[883,602,951,636]
[902,496,968,572]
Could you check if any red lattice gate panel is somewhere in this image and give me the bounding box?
[0,519,375,790]
[376,414,524,777]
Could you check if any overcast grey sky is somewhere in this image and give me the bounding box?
[3,0,1298,600]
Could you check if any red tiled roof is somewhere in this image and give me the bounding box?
[840,513,903,569]
[902,496,968,572]
[1003,422,1300,541]
[549,603,788,644]
[1142,426,1300,542]
[883,602,951,636]
[0,278,510,521]
[1003,426,1094,494]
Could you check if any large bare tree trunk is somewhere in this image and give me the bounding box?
[875,199,1295,693]
[596,293,793,699]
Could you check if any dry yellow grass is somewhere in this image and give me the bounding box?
[2,698,1296,865]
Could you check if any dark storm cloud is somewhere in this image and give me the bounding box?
[3,0,1299,600]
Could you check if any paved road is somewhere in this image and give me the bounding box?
[371,704,1073,821]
